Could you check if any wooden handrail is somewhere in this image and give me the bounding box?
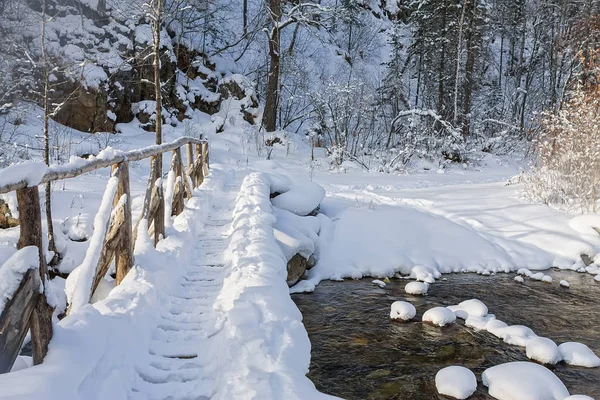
[0,137,207,194]
[0,136,209,374]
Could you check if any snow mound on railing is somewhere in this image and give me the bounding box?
[213,172,337,400]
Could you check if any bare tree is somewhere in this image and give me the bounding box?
[262,1,327,132]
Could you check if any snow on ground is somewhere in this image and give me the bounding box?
[435,366,477,399]
[288,158,600,292]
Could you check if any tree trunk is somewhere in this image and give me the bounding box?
[243,0,248,36]
[152,0,163,169]
[437,1,448,117]
[263,0,282,133]
[453,0,468,124]
[462,0,477,138]
[41,0,59,266]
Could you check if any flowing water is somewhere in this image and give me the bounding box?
[293,270,600,399]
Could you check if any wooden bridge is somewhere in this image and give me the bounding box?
[0,137,209,374]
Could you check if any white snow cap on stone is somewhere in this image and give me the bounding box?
[372,279,386,288]
[514,276,524,283]
[405,281,429,295]
[499,325,538,347]
[564,396,595,400]
[390,301,416,321]
[542,275,553,283]
[482,362,569,400]
[486,319,509,337]
[271,179,325,216]
[526,337,561,365]
[435,366,477,399]
[530,272,544,281]
[558,342,600,368]
[447,299,488,319]
[560,280,570,287]
[422,307,456,327]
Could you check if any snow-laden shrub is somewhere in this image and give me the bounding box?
[522,84,600,213]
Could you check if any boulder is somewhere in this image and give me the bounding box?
[0,199,18,229]
[287,253,308,287]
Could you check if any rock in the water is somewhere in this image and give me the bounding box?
[435,366,477,399]
[405,281,429,295]
[559,342,600,367]
[482,361,569,400]
[526,337,561,365]
[390,301,416,321]
[287,253,308,287]
[422,307,456,326]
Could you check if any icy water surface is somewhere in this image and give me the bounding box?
[292,270,600,399]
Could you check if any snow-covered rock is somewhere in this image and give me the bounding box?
[560,280,570,288]
[372,279,386,288]
[390,301,416,321]
[514,276,524,283]
[486,319,509,337]
[271,179,325,216]
[448,299,488,319]
[435,366,477,399]
[558,342,600,368]
[526,337,561,365]
[482,362,570,400]
[60,214,93,242]
[564,396,595,400]
[422,307,456,327]
[500,325,538,347]
[517,268,532,276]
[595,274,600,282]
[410,265,440,283]
[542,275,553,283]
[405,281,429,295]
[465,314,496,330]
[530,272,544,281]
[272,207,320,262]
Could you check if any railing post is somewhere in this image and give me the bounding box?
[171,148,185,216]
[201,142,209,176]
[148,154,165,246]
[185,143,195,187]
[16,186,53,366]
[194,144,204,187]
[113,162,134,284]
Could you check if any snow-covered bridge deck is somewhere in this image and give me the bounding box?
[0,141,331,399]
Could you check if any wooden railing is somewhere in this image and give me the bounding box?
[0,137,209,374]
